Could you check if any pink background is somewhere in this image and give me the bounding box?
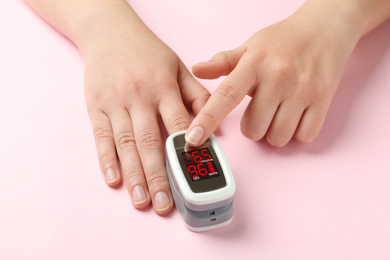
[1,0,390,259]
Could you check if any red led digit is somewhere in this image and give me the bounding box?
[182,148,219,182]
[207,161,215,173]
[187,165,198,178]
[201,149,211,160]
[196,163,207,176]
[197,163,208,176]
[192,151,202,163]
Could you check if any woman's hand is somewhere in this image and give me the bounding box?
[23,0,210,214]
[186,0,389,147]
[79,4,210,214]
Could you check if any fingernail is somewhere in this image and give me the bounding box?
[186,126,204,146]
[105,168,117,184]
[132,185,148,205]
[154,191,170,211]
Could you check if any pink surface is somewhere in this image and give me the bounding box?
[1,1,390,259]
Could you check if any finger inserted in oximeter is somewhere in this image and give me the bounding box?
[166,130,235,232]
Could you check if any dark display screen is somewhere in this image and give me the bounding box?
[182,148,219,182]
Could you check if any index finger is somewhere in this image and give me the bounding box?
[185,62,257,146]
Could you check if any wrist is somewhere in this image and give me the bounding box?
[287,0,364,51]
[294,0,390,39]
[73,1,151,60]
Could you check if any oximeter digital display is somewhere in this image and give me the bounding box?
[182,148,220,182]
[166,130,235,232]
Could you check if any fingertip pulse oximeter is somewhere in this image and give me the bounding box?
[166,130,235,232]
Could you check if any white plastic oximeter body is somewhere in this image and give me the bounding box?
[165,130,235,232]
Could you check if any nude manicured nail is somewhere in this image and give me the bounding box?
[186,126,204,146]
[105,168,117,183]
[132,185,148,205]
[154,191,170,211]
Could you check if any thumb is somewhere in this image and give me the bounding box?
[192,46,245,79]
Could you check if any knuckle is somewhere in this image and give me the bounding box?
[298,81,329,105]
[199,110,218,127]
[116,132,137,151]
[216,84,239,101]
[117,76,142,97]
[137,129,161,151]
[112,71,143,96]
[146,172,167,188]
[298,71,312,88]
[271,60,293,80]
[245,50,265,66]
[86,89,104,106]
[264,59,295,89]
[116,70,138,86]
[213,51,237,72]
[311,85,329,103]
[98,152,114,165]
[153,74,177,94]
[85,83,109,103]
[199,88,211,100]
[170,114,190,132]
[94,126,113,144]
[86,79,140,110]
[194,88,211,107]
[214,51,231,62]
[123,165,142,182]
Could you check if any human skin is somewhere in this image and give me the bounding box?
[186,0,390,147]
[23,0,390,215]
[23,0,211,214]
